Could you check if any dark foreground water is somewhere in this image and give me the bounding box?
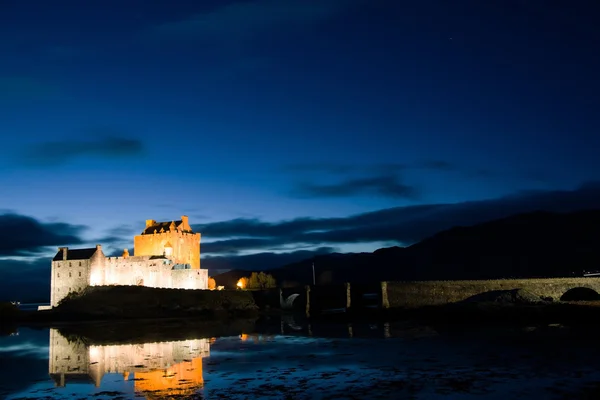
[2,318,600,399]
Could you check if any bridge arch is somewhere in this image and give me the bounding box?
[560,287,600,301]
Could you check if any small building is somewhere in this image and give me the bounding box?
[48,215,208,307]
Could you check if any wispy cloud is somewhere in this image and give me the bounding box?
[283,161,542,199]
[284,160,467,175]
[152,0,359,41]
[19,131,145,167]
[284,162,404,174]
[284,161,449,200]
[292,174,419,200]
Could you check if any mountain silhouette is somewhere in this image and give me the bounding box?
[213,209,600,288]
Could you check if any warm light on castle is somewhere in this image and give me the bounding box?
[49,328,209,397]
[47,215,208,307]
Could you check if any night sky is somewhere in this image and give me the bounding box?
[1,0,600,300]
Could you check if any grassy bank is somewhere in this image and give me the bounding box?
[56,317,259,345]
[38,285,258,322]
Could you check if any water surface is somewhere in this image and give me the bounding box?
[1,319,600,399]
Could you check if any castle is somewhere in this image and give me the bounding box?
[49,328,209,396]
[48,215,208,307]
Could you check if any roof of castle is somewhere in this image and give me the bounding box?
[143,220,194,235]
[52,248,97,261]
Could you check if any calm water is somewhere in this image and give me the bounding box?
[2,318,600,399]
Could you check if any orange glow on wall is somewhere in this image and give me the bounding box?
[208,277,216,290]
[134,357,203,396]
[133,216,201,269]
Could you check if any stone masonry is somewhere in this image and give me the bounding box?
[48,216,208,307]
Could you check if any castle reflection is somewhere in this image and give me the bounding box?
[48,328,210,397]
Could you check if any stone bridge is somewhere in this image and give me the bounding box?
[382,277,600,308]
[254,277,600,315]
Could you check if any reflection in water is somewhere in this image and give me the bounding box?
[48,329,209,398]
[4,319,600,399]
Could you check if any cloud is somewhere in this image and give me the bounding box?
[0,214,86,257]
[284,163,407,175]
[285,163,422,200]
[283,161,555,199]
[152,0,358,41]
[284,160,485,177]
[292,174,419,199]
[417,160,456,171]
[19,133,145,167]
[203,247,336,272]
[196,181,600,256]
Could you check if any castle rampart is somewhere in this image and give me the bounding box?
[47,216,207,307]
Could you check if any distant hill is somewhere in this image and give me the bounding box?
[213,209,600,288]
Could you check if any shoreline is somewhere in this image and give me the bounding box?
[5,300,600,329]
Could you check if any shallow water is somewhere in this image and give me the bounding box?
[1,318,600,399]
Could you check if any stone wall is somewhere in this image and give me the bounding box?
[383,277,600,309]
[172,268,208,290]
[133,230,201,269]
[49,328,90,376]
[50,258,91,307]
[100,256,173,288]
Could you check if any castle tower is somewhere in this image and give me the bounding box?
[133,216,201,269]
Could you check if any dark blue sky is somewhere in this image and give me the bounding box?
[1,0,600,299]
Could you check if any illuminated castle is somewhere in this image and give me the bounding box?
[48,328,210,397]
[48,216,208,307]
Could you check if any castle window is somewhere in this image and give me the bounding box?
[79,272,82,277]
[79,262,82,266]
[57,273,60,278]
[69,272,72,277]
[69,262,71,267]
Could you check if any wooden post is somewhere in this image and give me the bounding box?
[345,282,351,310]
[305,285,311,318]
[381,281,390,309]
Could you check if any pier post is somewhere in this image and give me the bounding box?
[381,281,390,309]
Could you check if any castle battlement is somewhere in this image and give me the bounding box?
[48,216,207,307]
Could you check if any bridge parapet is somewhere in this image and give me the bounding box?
[382,277,600,309]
